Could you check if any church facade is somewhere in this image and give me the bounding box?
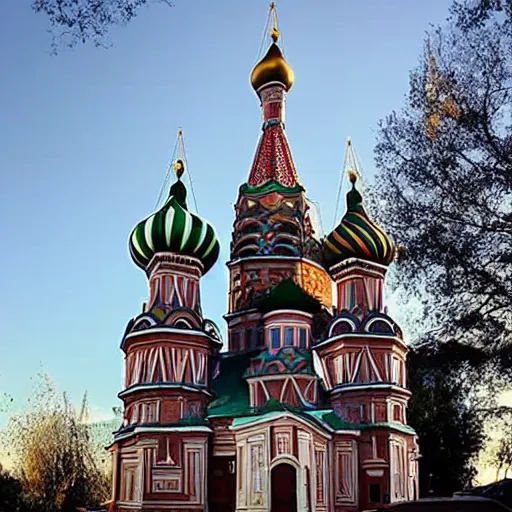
[108,6,419,512]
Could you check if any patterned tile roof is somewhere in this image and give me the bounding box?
[248,121,299,188]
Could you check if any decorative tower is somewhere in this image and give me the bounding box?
[207,6,335,512]
[109,136,222,512]
[314,140,419,509]
[227,2,331,353]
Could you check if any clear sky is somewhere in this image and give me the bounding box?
[0,0,453,424]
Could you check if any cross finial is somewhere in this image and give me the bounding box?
[269,1,280,42]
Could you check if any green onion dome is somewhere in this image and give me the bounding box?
[324,171,394,269]
[129,160,220,274]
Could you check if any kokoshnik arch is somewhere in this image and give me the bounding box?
[108,4,420,512]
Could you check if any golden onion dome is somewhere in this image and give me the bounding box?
[250,30,295,93]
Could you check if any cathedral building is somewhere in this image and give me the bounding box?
[108,5,419,512]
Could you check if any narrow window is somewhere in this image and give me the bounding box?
[271,328,281,349]
[255,328,264,347]
[369,483,381,503]
[251,327,258,348]
[231,331,240,351]
[238,447,244,490]
[284,327,294,346]
[299,328,307,349]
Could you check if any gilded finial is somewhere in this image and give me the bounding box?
[269,1,280,43]
[174,159,185,179]
[348,169,358,185]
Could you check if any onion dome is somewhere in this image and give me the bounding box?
[324,170,395,268]
[250,29,295,93]
[129,159,220,274]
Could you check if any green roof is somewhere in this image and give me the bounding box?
[207,354,415,437]
[253,278,321,314]
[231,402,328,431]
[240,180,304,196]
[207,351,255,418]
[304,410,417,435]
[207,352,314,420]
[232,408,314,429]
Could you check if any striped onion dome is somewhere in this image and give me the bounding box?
[324,172,394,269]
[129,164,220,274]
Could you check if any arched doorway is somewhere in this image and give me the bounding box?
[271,463,297,512]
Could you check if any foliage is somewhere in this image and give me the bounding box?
[407,342,492,495]
[374,0,512,353]
[0,466,43,512]
[373,0,512,494]
[32,0,173,53]
[1,373,110,511]
[451,0,511,32]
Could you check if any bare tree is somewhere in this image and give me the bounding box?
[2,373,110,511]
[32,0,174,53]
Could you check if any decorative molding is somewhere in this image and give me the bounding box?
[124,346,208,388]
[146,252,204,277]
[114,426,212,443]
[262,309,314,320]
[230,411,332,440]
[313,333,408,351]
[334,439,358,506]
[119,383,211,399]
[124,327,217,343]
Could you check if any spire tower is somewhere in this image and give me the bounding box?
[226,3,330,348]
[248,2,298,188]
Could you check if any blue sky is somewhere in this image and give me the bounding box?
[0,0,453,423]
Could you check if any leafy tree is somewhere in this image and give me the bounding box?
[2,373,110,511]
[451,0,511,33]
[374,0,511,354]
[373,0,512,495]
[407,342,490,495]
[32,0,173,53]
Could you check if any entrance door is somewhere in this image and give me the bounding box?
[271,463,297,512]
[208,456,236,512]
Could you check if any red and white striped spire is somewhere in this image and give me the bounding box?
[247,2,300,189]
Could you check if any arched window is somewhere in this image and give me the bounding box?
[367,319,394,335]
